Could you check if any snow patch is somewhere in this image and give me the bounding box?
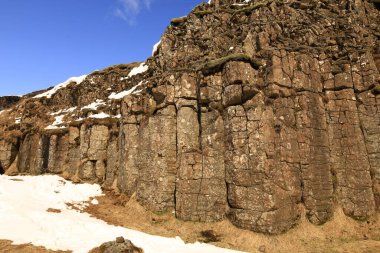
[15,117,21,124]
[34,75,87,99]
[88,77,96,85]
[50,107,77,116]
[108,81,143,100]
[46,115,66,130]
[89,112,110,119]
[82,100,106,111]
[0,175,245,253]
[152,40,161,56]
[127,63,149,78]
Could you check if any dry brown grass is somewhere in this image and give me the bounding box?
[90,62,140,76]
[85,191,380,253]
[46,208,62,213]
[0,240,70,253]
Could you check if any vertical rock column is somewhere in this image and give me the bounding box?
[290,53,334,224]
[323,49,376,218]
[199,109,227,221]
[18,134,47,175]
[225,102,301,234]
[358,90,380,209]
[137,105,177,212]
[225,60,301,234]
[79,124,109,181]
[176,72,227,221]
[47,134,69,174]
[104,129,119,189]
[296,92,334,224]
[266,51,335,225]
[326,89,376,218]
[0,140,18,172]
[354,53,380,209]
[66,126,81,178]
[118,118,140,195]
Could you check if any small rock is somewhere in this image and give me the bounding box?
[93,238,143,253]
[259,245,266,253]
[116,236,125,243]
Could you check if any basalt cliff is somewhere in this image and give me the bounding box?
[0,0,379,235]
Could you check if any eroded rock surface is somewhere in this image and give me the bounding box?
[0,0,379,234]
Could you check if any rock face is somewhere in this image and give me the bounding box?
[0,0,379,234]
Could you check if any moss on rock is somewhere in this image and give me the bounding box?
[170,17,188,26]
[197,53,262,74]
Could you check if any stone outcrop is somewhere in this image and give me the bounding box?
[0,0,379,234]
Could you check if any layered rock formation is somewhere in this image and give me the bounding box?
[0,0,379,234]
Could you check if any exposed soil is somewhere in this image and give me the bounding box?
[85,191,380,253]
[0,240,70,253]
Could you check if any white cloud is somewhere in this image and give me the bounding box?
[143,0,153,9]
[114,0,154,25]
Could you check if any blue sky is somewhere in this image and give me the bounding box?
[0,0,205,96]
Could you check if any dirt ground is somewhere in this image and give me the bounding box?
[0,240,70,253]
[85,191,380,253]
